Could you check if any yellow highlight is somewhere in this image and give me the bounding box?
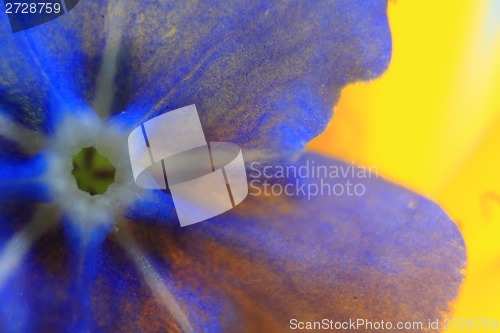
[309,0,500,328]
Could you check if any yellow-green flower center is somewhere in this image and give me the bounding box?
[72,147,116,195]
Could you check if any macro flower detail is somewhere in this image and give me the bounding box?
[0,1,465,332]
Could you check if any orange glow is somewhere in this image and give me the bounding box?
[309,0,500,327]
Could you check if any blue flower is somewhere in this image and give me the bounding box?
[0,1,465,332]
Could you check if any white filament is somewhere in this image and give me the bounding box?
[92,0,129,119]
[0,205,59,290]
[116,225,194,333]
[0,113,45,154]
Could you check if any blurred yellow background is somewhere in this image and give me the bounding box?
[309,0,500,329]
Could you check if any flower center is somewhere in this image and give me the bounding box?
[72,146,116,196]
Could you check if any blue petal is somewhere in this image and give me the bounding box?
[0,15,93,133]
[0,226,72,333]
[0,153,465,332]
[125,191,178,225]
[0,221,232,332]
[0,154,50,202]
[1,0,391,155]
[114,153,465,331]
[112,0,392,157]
